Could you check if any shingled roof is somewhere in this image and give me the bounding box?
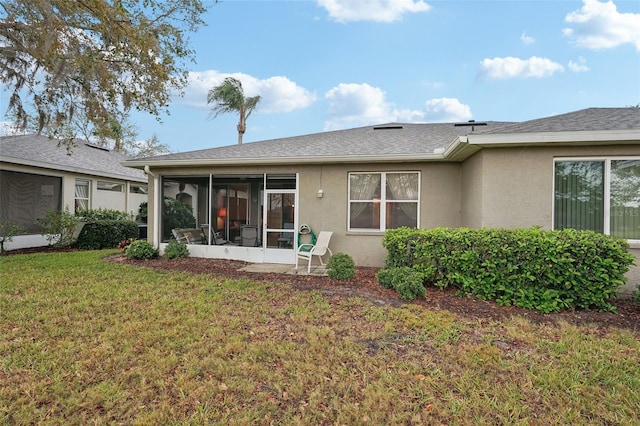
[123,107,639,169]
[479,107,640,134]
[129,121,512,166]
[0,134,147,182]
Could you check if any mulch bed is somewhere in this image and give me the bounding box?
[5,247,639,333]
[109,254,640,334]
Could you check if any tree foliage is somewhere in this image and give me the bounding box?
[0,0,208,143]
[207,77,261,144]
[128,133,170,158]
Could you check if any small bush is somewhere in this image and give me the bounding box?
[326,252,356,280]
[164,240,190,260]
[377,267,426,301]
[37,208,79,247]
[0,221,24,254]
[125,240,158,260]
[634,287,640,305]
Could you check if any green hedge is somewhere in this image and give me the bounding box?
[381,227,636,312]
[76,208,132,221]
[75,220,139,250]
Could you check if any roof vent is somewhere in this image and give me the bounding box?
[454,120,487,131]
[373,125,403,130]
[85,143,110,152]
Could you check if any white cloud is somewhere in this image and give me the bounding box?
[324,83,393,129]
[563,0,640,51]
[317,0,431,23]
[521,32,535,45]
[179,71,316,113]
[568,56,590,72]
[422,98,473,122]
[323,83,472,130]
[479,56,565,80]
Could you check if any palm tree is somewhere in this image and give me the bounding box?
[207,77,261,145]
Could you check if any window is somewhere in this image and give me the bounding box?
[130,184,148,194]
[554,158,640,241]
[349,172,419,231]
[97,181,124,192]
[75,179,90,212]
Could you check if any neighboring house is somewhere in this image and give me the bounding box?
[1,134,148,250]
[123,107,639,290]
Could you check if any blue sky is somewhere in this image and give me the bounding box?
[6,0,640,153]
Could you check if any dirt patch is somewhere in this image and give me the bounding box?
[107,254,640,333]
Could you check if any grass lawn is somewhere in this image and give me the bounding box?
[1,250,639,424]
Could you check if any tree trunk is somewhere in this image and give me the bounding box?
[237,108,246,144]
[237,123,244,145]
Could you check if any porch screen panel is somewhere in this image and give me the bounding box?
[265,193,295,248]
[0,170,62,233]
[610,160,640,239]
[554,161,604,233]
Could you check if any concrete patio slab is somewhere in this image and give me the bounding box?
[239,263,328,276]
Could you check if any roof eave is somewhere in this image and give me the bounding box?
[122,152,450,169]
[1,156,147,183]
[468,129,640,146]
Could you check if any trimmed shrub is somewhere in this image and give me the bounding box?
[326,252,356,280]
[76,220,139,250]
[164,240,190,260]
[382,227,635,312]
[125,240,158,260]
[77,208,131,221]
[377,267,426,301]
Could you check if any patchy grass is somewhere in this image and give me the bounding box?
[1,251,639,424]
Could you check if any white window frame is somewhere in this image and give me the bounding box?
[348,171,420,232]
[552,156,640,244]
[97,181,124,192]
[74,179,91,212]
[129,184,148,194]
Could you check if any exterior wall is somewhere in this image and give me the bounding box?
[468,145,640,230]
[461,151,484,229]
[127,189,148,219]
[464,145,640,292]
[1,162,146,250]
[144,144,639,291]
[147,162,462,267]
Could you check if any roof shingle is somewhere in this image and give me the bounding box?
[0,134,147,181]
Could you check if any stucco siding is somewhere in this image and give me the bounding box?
[470,145,640,292]
[297,162,462,267]
[461,151,484,228]
[476,147,552,229]
[147,162,462,267]
[476,145,640,230]
[1,162,147,250]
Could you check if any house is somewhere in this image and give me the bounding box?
[122,107,639,290]
[0,134,148,250]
